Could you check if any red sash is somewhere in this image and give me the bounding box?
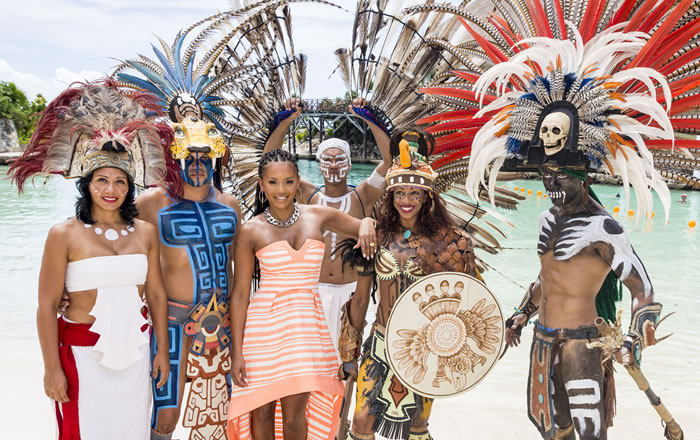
[55,317,99,440]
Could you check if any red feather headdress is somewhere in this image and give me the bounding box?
[9,79,181,196]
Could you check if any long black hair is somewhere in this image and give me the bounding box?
[75,169,139,225]
[254,149,300,216]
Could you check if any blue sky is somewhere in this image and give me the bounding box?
[0,0,353,100]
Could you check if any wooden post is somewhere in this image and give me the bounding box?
[308,117,313,155]
[320,117,324,144]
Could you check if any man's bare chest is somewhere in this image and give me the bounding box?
[537,211,621,260]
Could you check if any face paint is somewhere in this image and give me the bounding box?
[542,168,583,206]
[181,153,214,187]
[319,152,349,183]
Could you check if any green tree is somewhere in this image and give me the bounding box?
[0,82,46,144]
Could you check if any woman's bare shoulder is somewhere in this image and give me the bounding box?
[48,217,80,237]
[44,218,80,254]
[239,214,266,235]
[131,218,157,244]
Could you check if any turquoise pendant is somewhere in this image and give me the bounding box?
[403,229,412,239]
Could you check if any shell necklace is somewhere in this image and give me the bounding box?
[264,203,300,228]
[84,222,134,241]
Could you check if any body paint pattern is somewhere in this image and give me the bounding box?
[537,210,652,296]
[564,379,602,439]
[317,191,352,260]
[319,153,349,183]
[152,198,236,434]
[181,155,214,187]
[159,198,237,304]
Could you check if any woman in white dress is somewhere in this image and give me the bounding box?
[9,81,174,439]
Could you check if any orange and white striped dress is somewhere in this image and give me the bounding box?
[228,239,344,440]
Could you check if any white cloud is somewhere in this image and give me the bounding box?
[0,59,102,100]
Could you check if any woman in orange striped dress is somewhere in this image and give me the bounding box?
[228,149,377,440]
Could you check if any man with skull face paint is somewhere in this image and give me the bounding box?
[264,98,392,351]
[419,24,680,439]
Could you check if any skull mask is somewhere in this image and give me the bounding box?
[539,112,570,156]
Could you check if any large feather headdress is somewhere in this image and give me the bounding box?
[411,0,700,222]
[114,1,325,214]
[334,1,526,261]
[8,80,176,192]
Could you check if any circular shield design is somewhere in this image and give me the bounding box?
[385,272,504,398]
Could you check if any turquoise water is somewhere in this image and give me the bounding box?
[1,163,698,438]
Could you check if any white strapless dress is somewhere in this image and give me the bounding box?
[63,254,151,440]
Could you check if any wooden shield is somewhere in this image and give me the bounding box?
[385,272,504,398]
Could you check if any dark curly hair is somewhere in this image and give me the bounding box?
[253,149,299,216]
[75,170,138,225]
[375,189,453,245]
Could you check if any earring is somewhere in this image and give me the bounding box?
[258,190,267,204]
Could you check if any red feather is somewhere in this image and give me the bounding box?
[580,0,607,42]
[417,109,478,124]
[430,148,473,170]
[425,118,491,134]
[457,17,507,64]
[658,46,700,77]
[670,118,700,131]
[646,139,700,149]
[650,16,700,70]
[487,15,520,54]
[609,0,639,28]
[624,0,657,33]
[552,0,567,39]
[638,0,673,34]
[155,122,182,200]
[525,0,552,38]
[449,70,514,94]
[669,94,700,116]
[433,137,476,154]
[627,0,695,69]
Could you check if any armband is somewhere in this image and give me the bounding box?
[352,105,393,136]
[338,301,364,364]
[367,169,385,189]
[627,303,663,359]
[513,283,539,320]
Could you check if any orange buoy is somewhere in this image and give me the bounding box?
[514,186,519,191]
[543,194,548,198]
[527,189,533,195]
[537,190,542,197]
[627,210,634,216]
[613,206,620,213]
[689,220,696,228]
[520,187,525,193]
[651,212,655,218]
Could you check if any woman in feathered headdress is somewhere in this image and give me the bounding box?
[8,80,174,440]
[336,129,487,440]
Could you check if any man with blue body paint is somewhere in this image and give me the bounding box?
[136,113,254,440]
